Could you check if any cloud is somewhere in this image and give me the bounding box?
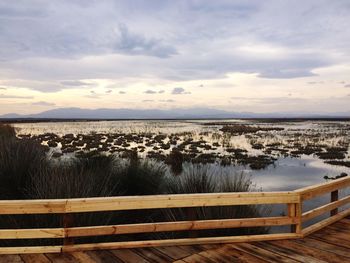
[85,90,102,99]
[119,91,126,94]
[142,99,154,102]
[159,99,175,103]
[60,80,93,86]
[106,90,112,94]
[31,101,55,106]
[0,87,6,90]
[0,94,33,99]
[171,87,191,95]
[345,84,350,88]
[116,24,177,58]
[144,89,157,94]
[158,90,165,94]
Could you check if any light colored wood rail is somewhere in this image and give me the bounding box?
[0,191,298,214]
[0,176,349,254]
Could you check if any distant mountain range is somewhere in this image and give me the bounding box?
[1,107,349,120]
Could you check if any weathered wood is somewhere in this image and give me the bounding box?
[302,195,350,222]
[0,246,62,255]
[287,203,296,233]
[19,253,51,263]
[61,233,300,253]
[302,208,350,236]
[296,176,350,201]
[330,190,339,216]
[63,214,74,245]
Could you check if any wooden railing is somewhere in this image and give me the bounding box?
[0,176,349,254]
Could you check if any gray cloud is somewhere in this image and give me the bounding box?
[119,91,126,94]
[0,0,349,96]
[142,99,154,102]
[0,87,6,90]
[60,80,93,86]
[106,90,112,94]
[171,87,191,95]
[116,24,177,58]
[144,90,157,94]
[159,99,175,103]
[0,94,33,99]
[31,101,55,106]
[345,84,350,88]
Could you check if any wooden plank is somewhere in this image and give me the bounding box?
[254,241,326,263]
[154,246,192,260]
[133,247,173,263]
[0,192,298,214]
[330,190,339,216]
[302,195,350,222]
[86,250,122,263]
[311,228,350,248]
[70,252,98,263]
[199,244,268,263]
[66,216,296,238]
[0,246,62,255]
[287,203,296,233]
[302,208,350,236]
[296,176,350,201]
[0,228,64,239]
[19,254,51,263]
[180,253,216,263]
[224,245,269,263]
[268,239,350,262]
[0,255,23,263]
[231,243,298,263]
[0,200,66,214]
[65,192,299,213]
[61,233,300,253]
[197,249,239,263]
[0,217,296,240]
[295,237,350,258]
[110,249,150,263]
[45,253,79,263]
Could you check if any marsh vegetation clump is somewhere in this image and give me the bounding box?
[220,124,284,135]
[163,165,270,236]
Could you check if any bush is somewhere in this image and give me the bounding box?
[162,164,270,237]
[0,137,48,199]
[0,123,16,138]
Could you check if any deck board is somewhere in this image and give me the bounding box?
[1,218,349,262]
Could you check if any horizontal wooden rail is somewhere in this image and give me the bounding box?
[302,195,350,222]
[295,176,350,200]
[0,191,298,215]
[0,176,349,254]
[0,216,296,239]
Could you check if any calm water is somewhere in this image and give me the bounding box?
[12,119,350,192]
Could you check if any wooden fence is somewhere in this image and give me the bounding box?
[0,176,349,254]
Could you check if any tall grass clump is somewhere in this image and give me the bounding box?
[0,123,16,138]
[162,164,270,237]
[0,125,49,199]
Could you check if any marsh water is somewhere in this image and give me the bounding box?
[12,119,350,227]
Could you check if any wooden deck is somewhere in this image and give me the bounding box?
[1,217,349,263]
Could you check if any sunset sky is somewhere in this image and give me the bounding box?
[0,0,349,115]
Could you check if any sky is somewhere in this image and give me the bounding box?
[0,0,350,115]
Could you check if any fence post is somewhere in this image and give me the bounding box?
[330,190,339,216]
[63,213,74,245]
[288,203,296,233]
